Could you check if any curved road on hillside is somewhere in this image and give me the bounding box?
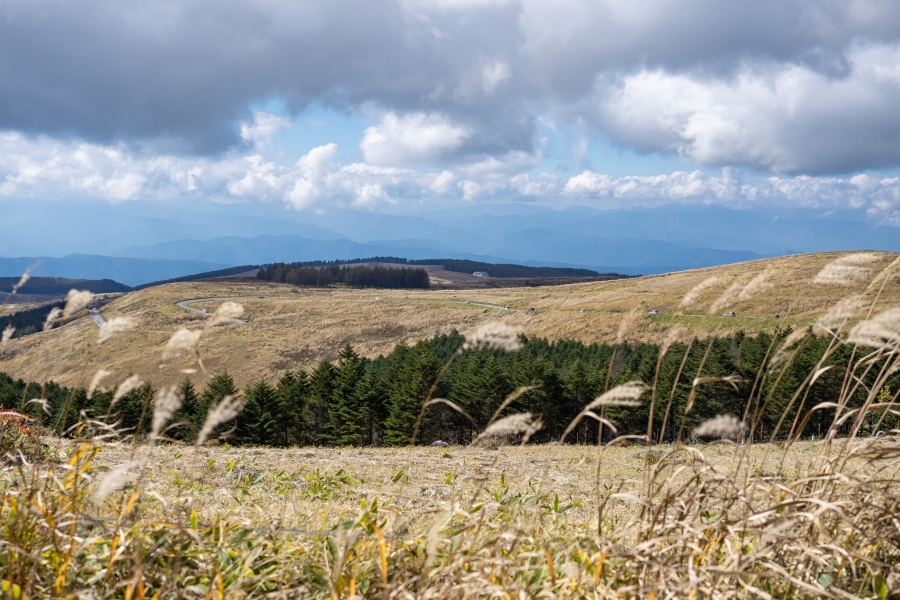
[89,308,104,327]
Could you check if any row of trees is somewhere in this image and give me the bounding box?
[0,301,66,340]
[257,263,429,289]
[2,330,895,446]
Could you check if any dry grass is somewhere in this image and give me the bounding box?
[1,250,900,598]
[2,251,899,389]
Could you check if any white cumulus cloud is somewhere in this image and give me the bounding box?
[360,112,472,166]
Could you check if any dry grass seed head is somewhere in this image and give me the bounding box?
[151,385,181,441]
[814,295,864,335]
[92,460,142,505]
[847,308,900,350]
[196,394,245,446]
[63,289,94,318]
[709,281,744,314]
[1,324,13,344]
[679,276,719,309]
[111,375,143,409]
[42,307,63,331]
[98,316,137,344]
[813,253,881,286]
[693,414,744,440]
[162,328,202,361]
[463,322,523,352]
[771,329,808,366]
[660,326,686,359]
[25,398,50,414]
[87,369,112,400]
[616,311,638,345]
[737,264,777,302]
[207,301,244,327]
[474,412,542,445]
[10,263,38,294]
[586,381,647,410]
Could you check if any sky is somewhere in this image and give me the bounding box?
[2,0,900,226]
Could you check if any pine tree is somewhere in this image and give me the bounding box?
[170,378,200,441]
[236,381,283,445]
[382,342,440,446]
[276,370,309,445]
[325,345,364,445]
[307,360,336,445]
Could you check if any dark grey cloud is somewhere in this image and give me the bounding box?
[1,0,900,172]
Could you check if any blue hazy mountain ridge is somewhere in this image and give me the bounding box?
[114,235,511,267]
[113,233,759,275]
[0,199,345,257]
[0,255,230,287]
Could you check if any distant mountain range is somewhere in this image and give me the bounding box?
[2,198,898,286]
[0,255,228,286]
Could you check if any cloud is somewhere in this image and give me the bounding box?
[240,112,291,148]
[2,0,900,174]
[1,127,899,223]
[360,112,471,165]
[593,43,900,173]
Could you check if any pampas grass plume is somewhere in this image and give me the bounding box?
[709,281,743,314]
[92,461,142,505]
[98,316,136,344]
[737,265,777,302]
[586,381,646,410]
[111,375,143,409]
[207,301,244,327]
[87,369,111,400]
[474,412,542,445]
[814,253,880,286]
[42,307,63,331]
[162,328,202,361]
[63,289,94,318]
[463,322,523,352]
[693,414,744,440]
[814,295,864,335]
[1,324,13,344]
[196,394,245,446]
[679,276,718,309]
[150,386,181,441]
[847,308,900,350]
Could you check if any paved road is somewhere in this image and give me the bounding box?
[175,297,248,324]
[89,309,104,327]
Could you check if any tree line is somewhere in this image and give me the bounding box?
[0,301,66,340]
[257,263,429,289]
[2,329,895,446]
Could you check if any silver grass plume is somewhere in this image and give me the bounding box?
[111,375,143,409]
[813,253,880,286]
[195,394,245,446]
[162,328,202,361]
[738,264,777,302]
[585,381,647,410]
[679,276,718,309]
[92,460,142,505]
[150,385,181,442]
[709,281,743,314]
[473,412,543,445]
[615,311,637,345]
[42,307,63,331]
[98,316,136,344]
[87,369,111,400]
[10,262,38,294]
[771,329,808,366]
[63,289,94,318]
[693,414,745,440]
[814,295,864,335]
[206,301,244,327]
[660,326,686,359]
[26,398,50,414]
[1,324,13,344]
[847,308,900,350]
[463,322,523,352]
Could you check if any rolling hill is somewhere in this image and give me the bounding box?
[1,251,897,390]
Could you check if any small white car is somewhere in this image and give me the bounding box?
[579,309,586,313]
[648,309,659,315]
[464,301,470,304]
[723,311,737,317]
[504,306,511,310]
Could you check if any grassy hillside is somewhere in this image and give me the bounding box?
[1,251,897,389]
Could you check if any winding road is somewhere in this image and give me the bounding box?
[175,297,248,324]
[89,308,104,327]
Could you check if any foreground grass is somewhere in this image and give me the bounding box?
[2,438,897,598]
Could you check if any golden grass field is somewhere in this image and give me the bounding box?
[1,251,898,389]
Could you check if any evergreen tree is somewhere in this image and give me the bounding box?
[276,370,309,445]
[170,378,200,441]
[236,381,284,445]
[307,360,336,445]
[325,345,365,445]
[382,342,440,446]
